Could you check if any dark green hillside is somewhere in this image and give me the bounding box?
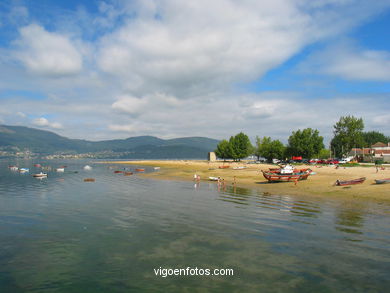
[0,125,219,158]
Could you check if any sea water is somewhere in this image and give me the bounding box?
[0,159,389,292]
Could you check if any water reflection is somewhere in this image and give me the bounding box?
[335,204,365,237]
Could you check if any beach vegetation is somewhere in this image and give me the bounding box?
[229,132,253,161]
[286,128,324,159]
[255,136,285,162]
[215,139,232,161]
[362,131,389,147]
[330,116,364,158]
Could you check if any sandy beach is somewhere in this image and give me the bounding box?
[102,160,390,202]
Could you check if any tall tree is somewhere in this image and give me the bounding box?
[256,136,285,162]
[214,139,231,161]
[330,116,364,158]
[229,132,252,161]
[363,131,388,147]
[286,128,324,158]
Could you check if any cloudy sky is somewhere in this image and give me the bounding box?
[0,0,389,144]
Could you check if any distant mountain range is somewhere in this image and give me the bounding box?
[0,125,220,159]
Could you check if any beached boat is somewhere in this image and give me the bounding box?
[334,177,366,186]
[262,171,301,182]
[219,166,230,169]
[261,166,312,183]
[33,172,47,178]
[153,167,160,170]
[83,178,95,182]
[124,172,133,176]
[374,178,390,184]
[208,176,220,181]
[114,170,124,174]
[232,166,247,170]
[135,168,145,172]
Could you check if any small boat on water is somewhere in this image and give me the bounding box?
[114,170,124,174]
[374,178,390,184]
[335,177,366,186]
[9,166,18,171]
[83,178,95,182]
[19,168,30,173]
[124,172,133,176]
[83,165,92,170]
[56,168,65,172]
[34,164,41,168]
[33,172,48,178]
[135,168,145,172]
[153,167,160,170]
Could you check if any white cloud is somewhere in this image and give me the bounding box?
[304,41,390,81]
[111,95,148,115]
[14,24,83,76]
[32,117,63,129]
[16,111,26,118]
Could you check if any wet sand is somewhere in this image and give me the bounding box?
[103,160,390,202]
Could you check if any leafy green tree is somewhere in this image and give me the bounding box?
[214,139,231,161]
[229,132,252,161]
[330,116,364,158]
[286,128,324,159]
[318,149,330,159]
[256,136,285,162]
[363,131,388,147]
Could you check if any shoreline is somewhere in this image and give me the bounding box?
[101,160,390,203]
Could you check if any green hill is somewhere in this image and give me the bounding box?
[0,125,219,159]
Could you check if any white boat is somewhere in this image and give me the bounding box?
[208,176,220,181]
[83,165,92,170]
[33,172,48,178]
[154,167,160,170]
[56,168,65,172]
[9,166,19,171]
[232,166,247,170]
[19,168,30,173]
[279,164,295,174]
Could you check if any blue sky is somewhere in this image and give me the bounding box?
[0,0,389,144]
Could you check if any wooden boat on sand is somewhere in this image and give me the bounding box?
[262,165,312,183]
[335,177,366,186]
[374,178,390,184]
[135,168,145,172]
[218,165,230,169]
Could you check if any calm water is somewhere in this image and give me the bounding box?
[0,159,389,292]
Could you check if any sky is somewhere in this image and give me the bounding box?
[0,0,389,144]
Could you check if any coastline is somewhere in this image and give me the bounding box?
[101,160,390,203]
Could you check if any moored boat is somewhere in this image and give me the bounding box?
[262,166,312,183]
[83,165,92,170]
[335,177,366,186]
[135,168,145,172]
[208,176,220,181]
[114,170,124,174]
[9,165,18,171]
[56,168,65,172]
[124,172,133,176]
[19,168,30,173]
[33,172,48,178]
[374,178,390,184]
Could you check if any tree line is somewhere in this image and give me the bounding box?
[215,116,389,161]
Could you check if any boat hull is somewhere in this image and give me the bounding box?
[374,178,390,184]
[335,177,366,186]
[261,170,311,182]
